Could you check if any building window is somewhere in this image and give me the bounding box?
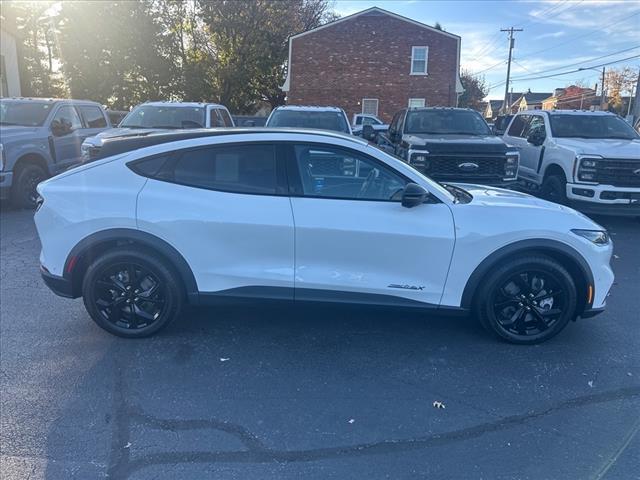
[410,46,428,75]
[361,98,378,116]
[408,98,426,108]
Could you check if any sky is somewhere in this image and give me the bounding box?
[333,0,640,99]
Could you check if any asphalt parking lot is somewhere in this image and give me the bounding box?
[1,206,639,479]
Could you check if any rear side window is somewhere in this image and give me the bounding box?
[161,145,277,194]
[507,115,530,137]
[78,106,107,128]
[218,108,233,127]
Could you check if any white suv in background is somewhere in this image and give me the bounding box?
[266,106,352,135]
[503,110,640,216]
[35,129,613,344]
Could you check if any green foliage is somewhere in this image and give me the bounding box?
[458,69,489,111]
[4,0,335,112]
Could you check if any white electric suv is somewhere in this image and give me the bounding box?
[34,129,614,344]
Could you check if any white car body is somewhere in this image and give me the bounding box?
[266,106,353,135]
[35,129,613,341]
[503,110,640,215]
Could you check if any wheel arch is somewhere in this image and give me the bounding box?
[461,239,594,314]
[14,152,49,175]
[63,228,199,303]
[542,162,567,180]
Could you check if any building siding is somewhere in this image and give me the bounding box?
[286,11,459,123]
[0,29,21,97]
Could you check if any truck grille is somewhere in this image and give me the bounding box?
[594,158,640,187]
[413,155,508,184]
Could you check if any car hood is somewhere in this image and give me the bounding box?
[0,126,41,141]
[555,138,640,158]
[87,127,173,144]
[403,134,508,153]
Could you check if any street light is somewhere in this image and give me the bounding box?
[578,66,606,109]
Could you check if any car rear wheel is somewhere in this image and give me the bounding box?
[540,173,568,205]
[12,163,47,209]
[82,248,183,338]
[475,255,577,344]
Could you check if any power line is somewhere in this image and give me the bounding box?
[515,10,640,61]
[510,45,640,80]
[470,60,506,76]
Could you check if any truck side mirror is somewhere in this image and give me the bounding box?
[362,124,376,141]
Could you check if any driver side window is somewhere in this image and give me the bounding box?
[293,145,406,201]
[51,105,82,136]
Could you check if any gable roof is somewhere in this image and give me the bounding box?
[289,7,460,42]
[519,92,553,104]
[282,7,462,93]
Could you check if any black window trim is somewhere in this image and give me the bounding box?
[126,140,440,204]
[127,141,288,197]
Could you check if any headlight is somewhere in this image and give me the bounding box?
[408,150,430,170]
[504,151,519,179]
[571,229,610,245]
[576,155,601,183]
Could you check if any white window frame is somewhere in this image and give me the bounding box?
[361,98,379,117]
[410,46,429,75]
[408,98,426,108]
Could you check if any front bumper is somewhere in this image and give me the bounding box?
[41,266,75,298]
[567,183,640,216]
[580,306,606,319]
[0,171,13,200]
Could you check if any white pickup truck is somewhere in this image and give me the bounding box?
[503,110,640,216]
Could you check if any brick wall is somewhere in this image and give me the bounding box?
[287,11,460,123]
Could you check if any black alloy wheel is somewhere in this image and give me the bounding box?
[476,255,577,344]
[83,248,182,337]
[540,174,568,205]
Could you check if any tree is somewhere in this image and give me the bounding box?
[3,1,66,97]
[458,70,488,111]
[605,67,636,114]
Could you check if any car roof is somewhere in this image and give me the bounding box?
[518,109,617,116]
[273,105,345,112]
[94,128,366,159]
[406,107,477,112]
[140,101,227,108]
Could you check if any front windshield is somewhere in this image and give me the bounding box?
[0,101,54,127]
[405,110,492,135]
[120,105,205,129]
[549,114,638,140]
[267,110,350,133]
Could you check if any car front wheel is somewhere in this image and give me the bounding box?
[12,163,47,209]
[475,255,577,344]
[82,248,183,338]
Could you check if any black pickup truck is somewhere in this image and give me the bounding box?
[372,107,520,186]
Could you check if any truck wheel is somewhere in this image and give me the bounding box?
[540,174,567,205]
[11,163,48,209]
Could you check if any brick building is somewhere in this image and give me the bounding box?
[281,7,463,123]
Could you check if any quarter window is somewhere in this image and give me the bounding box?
[361,99,379,116]
[158,145,277,194]
[293,145,406,201]
[410,46,428,75]
[78,106,107,128]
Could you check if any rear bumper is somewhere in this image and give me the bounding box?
[0,171,13,200]
[40,266,75,298]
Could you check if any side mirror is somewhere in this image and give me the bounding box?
[527,129,545,146]
[401,182,428,208]
[362,124,376,141]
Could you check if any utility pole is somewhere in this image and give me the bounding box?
[600,67,606,110]
[631,67,640,122]
[501,27,523,114]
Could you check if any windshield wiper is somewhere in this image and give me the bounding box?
[120,125,155,129]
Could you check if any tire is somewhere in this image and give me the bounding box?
[82,247,183,338]
[540,173,568,205]
[11,163,48,209]
[474,255,577,344]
